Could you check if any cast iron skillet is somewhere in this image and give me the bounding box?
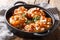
[5,1,59,38]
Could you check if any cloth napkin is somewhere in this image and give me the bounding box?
[0,1,59,40]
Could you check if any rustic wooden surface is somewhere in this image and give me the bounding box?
[8,0,60,40]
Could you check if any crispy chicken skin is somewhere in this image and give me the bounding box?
[9,15,27,27]
[27,7,45,18]
[14,6,27,15]
[24,16,52,32]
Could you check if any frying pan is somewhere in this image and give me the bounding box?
[5,1,59,38]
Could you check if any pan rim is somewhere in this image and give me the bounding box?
[5,4,55,34]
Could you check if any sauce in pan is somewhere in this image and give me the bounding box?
[9,6,52,32]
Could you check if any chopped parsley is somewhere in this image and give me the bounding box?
[33,16,41,22]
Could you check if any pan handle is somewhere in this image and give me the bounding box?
[14,1,27,6]
[33,30,50,36]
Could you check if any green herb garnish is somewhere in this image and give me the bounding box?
[22,13,26,17]
[33,16,40,22]
[25,20,31,24]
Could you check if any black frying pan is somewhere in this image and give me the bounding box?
[5,1,59,38]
